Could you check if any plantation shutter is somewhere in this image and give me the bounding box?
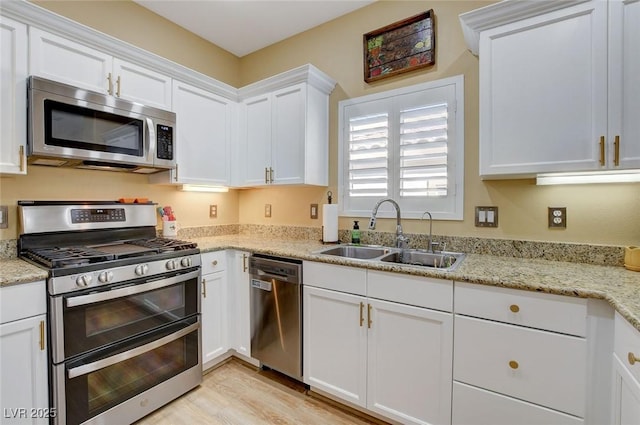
[347,112,389,197]
[399,103,449,197]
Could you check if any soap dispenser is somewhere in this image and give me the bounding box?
[351,221,361,244]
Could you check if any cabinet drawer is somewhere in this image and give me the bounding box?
[367,271,452,312]
[0,280,46,324]
[614,312,640,384]
[454,316,586,417]
[201,251,227,274]
[303,261,366,296]
[455,281,587,336]
[452,382,584,425]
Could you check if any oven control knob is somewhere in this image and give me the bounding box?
[180,258,192,267]
[135,264,149,276]
[98,271,114,283]
[166,260,177,270]
[76,275,92,287]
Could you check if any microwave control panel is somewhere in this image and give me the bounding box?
[156,125,174,160]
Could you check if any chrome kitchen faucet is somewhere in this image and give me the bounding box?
[368,198,409,250]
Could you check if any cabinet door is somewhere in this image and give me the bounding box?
[303,286,367,407]
[231,251,251,357]
[367,298,453,425]
[613,354,640,425]
[609,0,640,169]
[0,16,27,175]
[171,81,231,185]
[0,315,48,424]
[479,1,608,178]
[201,271,228,367]
[241,94,272,186]
[271,84,306,185]
[29,27,112,94]
[113,59,172,110]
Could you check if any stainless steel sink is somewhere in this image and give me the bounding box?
[379,250,465,271]
[315,245,395,260]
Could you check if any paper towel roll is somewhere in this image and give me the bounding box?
[322,204,339,243]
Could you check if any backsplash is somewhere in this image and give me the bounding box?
[2,224,626,266]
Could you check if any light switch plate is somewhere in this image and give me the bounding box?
[475,206,498,227]
[209,204,217,218]
[265,204,272,218]
[0,205,7,229]
[310,204,318,219]
[548,207,567,228]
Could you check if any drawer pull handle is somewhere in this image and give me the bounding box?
[509,304,520,313]
[367,303,372,329]
[359,302,364,327]
[629,352,640,366]
[509,360,519,370]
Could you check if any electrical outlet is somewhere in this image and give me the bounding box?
[475,206,498,227]
[209,204,217,218]
[264,204,272,218]
[310,204,318,219]
[548,207,567,228]
[0,205,7,229]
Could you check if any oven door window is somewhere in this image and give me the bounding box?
[44,99,144,156]
[62,273,198,359]
[63,318,199,425]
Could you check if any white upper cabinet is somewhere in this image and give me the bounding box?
[460,0,640,178]
[235,65,336,187]
[150,81,234,186]
[0,16,28,175]
[29,28,172,109]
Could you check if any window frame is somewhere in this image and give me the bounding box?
[338,75,465,220]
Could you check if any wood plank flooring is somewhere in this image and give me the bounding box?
[135,359,385,425]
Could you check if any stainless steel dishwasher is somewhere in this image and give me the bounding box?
[249,254,303,380]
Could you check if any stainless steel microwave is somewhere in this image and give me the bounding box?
[27,76,176,173]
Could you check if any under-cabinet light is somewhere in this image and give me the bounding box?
[536,170,640,185]
[180,184,229,193]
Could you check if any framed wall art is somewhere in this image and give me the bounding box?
[363,10,435,83]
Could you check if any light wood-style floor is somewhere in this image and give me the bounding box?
[135,359,385,425]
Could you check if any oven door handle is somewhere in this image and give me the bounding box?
[67,321,199,379]
[66,269,200,308]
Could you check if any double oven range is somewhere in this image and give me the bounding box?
[18,201,202,425]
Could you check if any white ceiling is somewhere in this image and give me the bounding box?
[134,0,374,57]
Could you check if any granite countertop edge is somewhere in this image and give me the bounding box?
[3,235,639,331]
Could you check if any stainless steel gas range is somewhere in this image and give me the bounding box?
[18,201,202,425]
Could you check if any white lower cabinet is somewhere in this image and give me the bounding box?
[612,312,640,425]
[303,263,453,425]
[453,281,588,424]
[200,251,228,368]
[0,281,48,425]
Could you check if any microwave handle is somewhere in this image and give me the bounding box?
[67,321,199,379]
[65,269,200,308]
[146,117,156,162]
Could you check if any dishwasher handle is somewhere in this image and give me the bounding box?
[253,268,299,283]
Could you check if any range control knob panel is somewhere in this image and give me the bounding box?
[98,271,114,283]
[76,274,92,287]
[135,264,149,276]
[181,257,192,268]
[166,260,177,270]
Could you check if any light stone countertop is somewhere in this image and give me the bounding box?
[3,234,639,331]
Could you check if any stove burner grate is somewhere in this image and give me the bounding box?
[126,238,197,251]
[24,246,116,269]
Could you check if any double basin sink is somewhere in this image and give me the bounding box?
[314,244,465,272]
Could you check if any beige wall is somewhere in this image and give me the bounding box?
[1,0,638,246]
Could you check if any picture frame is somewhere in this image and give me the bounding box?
[363,10,435,83]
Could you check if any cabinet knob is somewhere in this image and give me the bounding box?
[629,352,640,366]
[212,260,218,266]
[509,304,520,313]
[509,360,519,370]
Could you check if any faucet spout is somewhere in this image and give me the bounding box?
[369,198,407,249]
[421,211,434,253]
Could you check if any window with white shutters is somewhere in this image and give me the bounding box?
[338,75,464,220]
